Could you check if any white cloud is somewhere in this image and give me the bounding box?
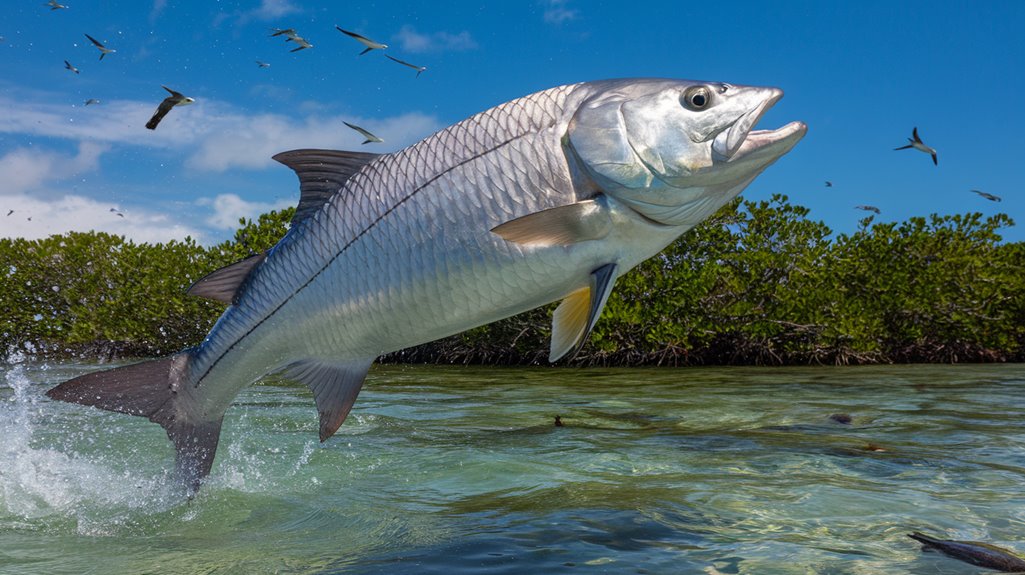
[198,193,292,230]
[184,111,444,172]
[149,0,167,23]
[0,93,444,174]
[0,142,108,196]
[542,0,578,24]
[0,194,205,244]
[394,25,477,53]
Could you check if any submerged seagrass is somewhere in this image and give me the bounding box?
[47,78,806,489]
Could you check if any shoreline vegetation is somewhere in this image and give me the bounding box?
[2,195,1022,367]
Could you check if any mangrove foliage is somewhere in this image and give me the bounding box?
[1,195,1022,365]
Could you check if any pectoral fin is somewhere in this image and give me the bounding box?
[491,199,611,247]
[549,263,618,362]
[282,358,374,441]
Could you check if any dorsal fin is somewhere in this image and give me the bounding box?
[186,252,266,304]
[272,149,381,226]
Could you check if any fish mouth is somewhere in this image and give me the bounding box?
[712,89,806,164]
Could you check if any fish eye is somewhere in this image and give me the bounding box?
[682,86,711,111]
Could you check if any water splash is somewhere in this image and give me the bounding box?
[0,355,184,534]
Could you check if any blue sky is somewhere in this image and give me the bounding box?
[1,0,1022,244]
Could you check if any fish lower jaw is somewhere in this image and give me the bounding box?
[727,121,807,163]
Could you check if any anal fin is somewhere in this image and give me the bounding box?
[283,359,374,441]
[549,263,618,362]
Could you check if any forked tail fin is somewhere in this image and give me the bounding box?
[46,352,223,492]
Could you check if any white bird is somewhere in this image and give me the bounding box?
[64,60,79,74]
[287,36,313,52]
[146,86,194,130]
[84,33,115,60]
[335,26,387,55]
[343,121,383,144]
[269,28,299,40]
[385,54,426,78]
[970,190,1002,202]
[894,127,937,165]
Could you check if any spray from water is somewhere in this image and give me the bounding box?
[0,353,186,534]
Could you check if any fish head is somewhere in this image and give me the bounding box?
[567,78,806,226]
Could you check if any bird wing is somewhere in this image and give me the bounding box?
[161,85,184,99]
[343,121,371,138]
[146,97,176,130]
[912,127,922,143]
[84,33,104,48]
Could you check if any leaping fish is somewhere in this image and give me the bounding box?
[894,127,937,165]
[84,33,115,60]
[335,25,387,55]
[343,121,383,144]
[145,86,194,130]
[47,78,806,492]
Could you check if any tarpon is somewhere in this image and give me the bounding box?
[48,78,806,490]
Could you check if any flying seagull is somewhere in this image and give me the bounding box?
[84,98,100,105]
[84,33,115,60]
[335,26,387,55]
[146,86,194,130]
[270,27,299,40]
[855,205,881,214]
[384,54,426,78]
[44,0,68,9]
[894,127,937,165]
[64,60,79,74]
[343,121,383,144]
[971,189,1002,202]
[824,180,833,187]
[287,36,313,52]
[255,60,271,68]
[110,207,124,217]
[6,210,12,216]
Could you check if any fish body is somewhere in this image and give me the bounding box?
[909,532,1025,572]
[49,78,805,489]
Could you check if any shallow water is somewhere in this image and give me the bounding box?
[2,359,1024,574]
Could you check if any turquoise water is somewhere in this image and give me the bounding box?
[2,358,1024,574]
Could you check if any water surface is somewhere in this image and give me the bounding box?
[2,360,1024,574]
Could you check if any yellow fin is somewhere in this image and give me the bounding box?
[550,287,591,362]
[549,263,619,362]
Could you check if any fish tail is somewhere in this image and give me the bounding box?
[46,351,223,492]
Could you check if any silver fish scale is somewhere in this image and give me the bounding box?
[191,82,591,388]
